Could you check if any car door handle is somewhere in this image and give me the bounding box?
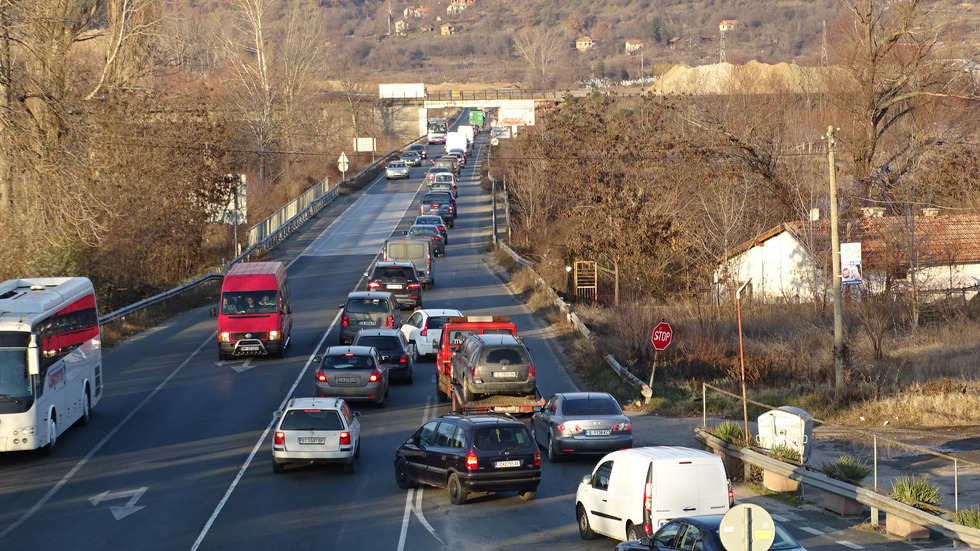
[683,507,696,511]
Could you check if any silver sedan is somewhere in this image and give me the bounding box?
[530,391,633,462]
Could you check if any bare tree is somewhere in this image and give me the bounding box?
[512,27,569,87]
[85,0,169,99]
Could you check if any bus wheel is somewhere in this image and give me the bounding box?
[79,391,91,427]
[42,417,57,456]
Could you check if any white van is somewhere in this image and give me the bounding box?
[382,237,434,288]
[575,446,733,542]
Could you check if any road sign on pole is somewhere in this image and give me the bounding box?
[651,322,672,351]
[338,152,349,180]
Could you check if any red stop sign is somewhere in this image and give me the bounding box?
[651,322,673,351]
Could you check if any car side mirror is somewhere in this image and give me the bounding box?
[581,474,593,485]
[363,270,369,277]
[273,410,283,419]
[313,354,322,363]
[353,411,361,418]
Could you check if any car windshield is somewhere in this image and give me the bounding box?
[562,397,623,416]
[389,161,406,167]
[321,354,373,370]
[473,426,533,451]
[480,346,529,366]
[280,409,343,431]
[355,336,402,351]
[345,298,392,313]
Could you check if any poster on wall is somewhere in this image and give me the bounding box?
[841,242,863,285]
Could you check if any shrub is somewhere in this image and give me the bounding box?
[770,443,801,463]
[890,475,942,512]
[954,506,980,529]
[712,421,745,444]
[821,455,872,484]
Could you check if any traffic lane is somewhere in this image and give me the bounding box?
[195,371,439,550]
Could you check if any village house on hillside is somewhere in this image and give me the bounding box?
[719,19,740,32]
[625,39,644,53]
[714,210,980,303]
[404,6,431,18]
[440,22,457,35]
[447,0,474,13]
[576,36,596,51]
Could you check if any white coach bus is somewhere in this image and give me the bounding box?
[0,277,103,454]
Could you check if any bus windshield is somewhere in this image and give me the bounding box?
[0,331,34,412]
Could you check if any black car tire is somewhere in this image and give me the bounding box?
[395,459,416,489]
[355,440,360,458]
[448,473,468,505]
[626,522,641,542]
[462,383,475,403]
[344,457,356,474]
[547,434,564,463]
[519,489,536,501]
[577,504,596,540]
[272,460,284,474]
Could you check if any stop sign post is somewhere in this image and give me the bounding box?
[649,322,672,388]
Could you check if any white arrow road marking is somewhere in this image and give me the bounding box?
[89,487,147,520]
[214,358,254,372]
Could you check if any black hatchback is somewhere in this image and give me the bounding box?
[393,413,541,505]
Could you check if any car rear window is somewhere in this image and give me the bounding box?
[562,397,623,416]
[321,354,374,370]
[426,317,453,330]
[355,336,401,351]
[473,426,533,451]
[280,409,343,431]
[480,346,529,366]
[409,227,438,237]
[374,267,413,279]
[346,298,392,313]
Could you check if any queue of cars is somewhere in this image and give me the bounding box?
[264,128,749,551]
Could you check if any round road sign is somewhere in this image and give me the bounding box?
[719,504,776,551]
[651,322,672,351]
[490,137,499,146]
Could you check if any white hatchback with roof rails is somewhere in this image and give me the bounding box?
[272,397,361,473]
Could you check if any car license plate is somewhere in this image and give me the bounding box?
[387,284,403,289]
[298,437,325,444]
[336,377,359,383]
[239,346,260,352]
[495,460,520,468]
[586,429,612,436]
[492,371,517,378]
[359,321,377,326]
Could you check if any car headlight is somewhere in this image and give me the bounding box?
[218,332,230,342]
[269,331,280,341]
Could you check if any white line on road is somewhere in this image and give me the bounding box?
[837,541,864,549]
[800,526,826,536]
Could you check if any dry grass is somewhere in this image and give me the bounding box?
[498,255,980,426]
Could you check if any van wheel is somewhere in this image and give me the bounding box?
[448,474,468,505]
[626,522,641,541]
[395,459,416,489]
[577,504,596,540]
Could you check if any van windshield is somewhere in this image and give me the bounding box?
[222,291,277,315]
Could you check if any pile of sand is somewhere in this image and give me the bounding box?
[651,60,837,95]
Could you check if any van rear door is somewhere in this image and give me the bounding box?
[649,459,728,527]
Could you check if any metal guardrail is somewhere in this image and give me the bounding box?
[98,273,224,325]
[697,429,980,547]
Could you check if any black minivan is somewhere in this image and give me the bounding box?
[394,413,541,505]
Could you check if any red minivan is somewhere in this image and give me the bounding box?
[217,261,292,360]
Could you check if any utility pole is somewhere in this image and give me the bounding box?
[719,29,727,63]
[827,126,845,391]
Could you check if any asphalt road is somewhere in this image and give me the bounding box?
[0,120,960,551]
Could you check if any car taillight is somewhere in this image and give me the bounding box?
[471,366,480,379]
[448,204,454,212]
[367,281,381,290]
[274,431,285,445]
[534,451,541,467]
[420,327,428,337]
[528,364,536,377]
[316,368,326,382]
[339,432,351,446]
[466,450,479,470]
[342,315,349,327]
[615,422,632,431]
[386,316,394,327]
[438,225,445,232]
[728,479,734,507]
[369,369,382,382]
[399,355,408,364]
[644,482,653,535]
[407,282,421,290]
